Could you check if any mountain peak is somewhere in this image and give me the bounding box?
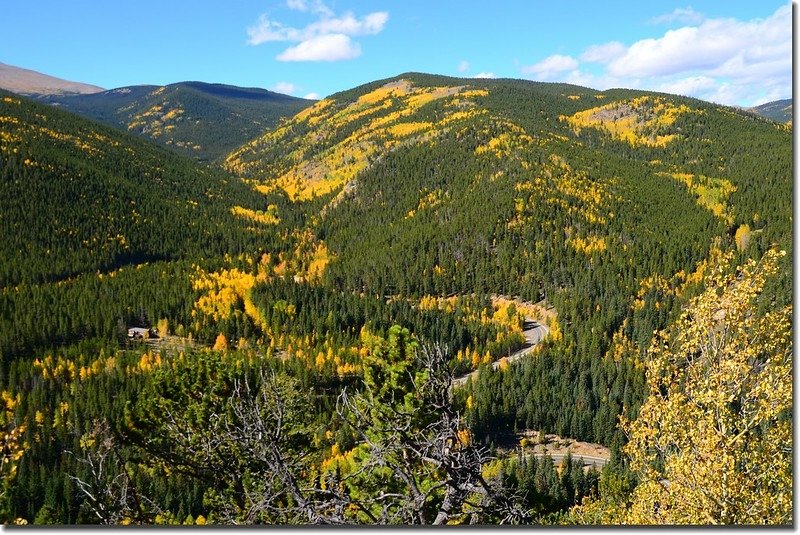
[0,61,104,96]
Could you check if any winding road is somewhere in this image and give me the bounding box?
[533,452,609,470]
[451,318,549,388]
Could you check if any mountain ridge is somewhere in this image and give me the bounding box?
[0,61,104,95]
[39,80,315,161]
[748,98,792,122]
[221,71,790,460]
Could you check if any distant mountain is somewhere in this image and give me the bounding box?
[0,89,280,288]
[40,82,315,161]
[0,61,104,95]
[749,98,792,123]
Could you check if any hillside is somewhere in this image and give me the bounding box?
[226,70,791,445]
[228,72,791,286]
[0,89,304,358]
[749,98,792,123]
[40,82,314,161]
[0,61,104,95]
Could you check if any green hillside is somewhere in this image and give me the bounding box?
[0,89,306,358]
[228,73,791,305]
[40,82,314,161]
[0,89,295,286]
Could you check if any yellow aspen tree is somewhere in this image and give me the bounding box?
[212,333,228,351]
[620,248,791,525]
[157,318,169,338]
[734,224,752,251]
[471,349,481,369]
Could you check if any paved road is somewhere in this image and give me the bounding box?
[532,452,609,470]
[452,319,549,388]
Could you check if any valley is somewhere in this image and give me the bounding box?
[0,69,791,526]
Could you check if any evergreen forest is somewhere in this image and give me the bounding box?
[0,72,792,525]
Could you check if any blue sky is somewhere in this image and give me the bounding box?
[1,1,791,106]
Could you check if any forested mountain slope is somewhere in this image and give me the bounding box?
[40,82,314,161]
[0,89,306,359]
[0,89,287,286]
[229,72,790,313]
[226,70,791,449]
[0,73,791,525]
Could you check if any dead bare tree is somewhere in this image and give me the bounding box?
[67,421,162,525]
[211,369,378,524]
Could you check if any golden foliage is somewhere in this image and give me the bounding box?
[137,352,163,373]
[607,325,637,364]
[319,445,359,480]
[1,388,27,491]
[474,130,534,159]
[509,152,617,232]
[387,121,433,138]
[569,234,608,256]
[1,413,26,482]
[127,103,185,138]
[660,172,736,224]
[406,188,448,218]
[619,249,791,525]
[212,333,229,351]
[552,159,618,225]
[225,80,493,201]
[734,224,752,251]
[305,242,331,282]
[565,96,698,147]
[157,318,170,338]
[231,205,280,225]
[190,253,279,335]
[0,107,125,160]
[193,267,256,322]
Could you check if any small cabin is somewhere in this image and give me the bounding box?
[128,327,157,339]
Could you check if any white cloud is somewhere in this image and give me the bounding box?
[247,1,387,62]
[458,60,470,73]
[580,42,626,64]
[303,92,321,100]
[271,81,297,94]
[277,34,362,62]
[247,16,300,44]
[520,5,790,106]
[286,0,333,17]
[608,27,723,78]
[306,12,387,37]
[649,6,705,26]
[521,54,579,80]
[247,12,388,45]
[473,72,496,79]
[607,5,790,79]
[656,75,717,97]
